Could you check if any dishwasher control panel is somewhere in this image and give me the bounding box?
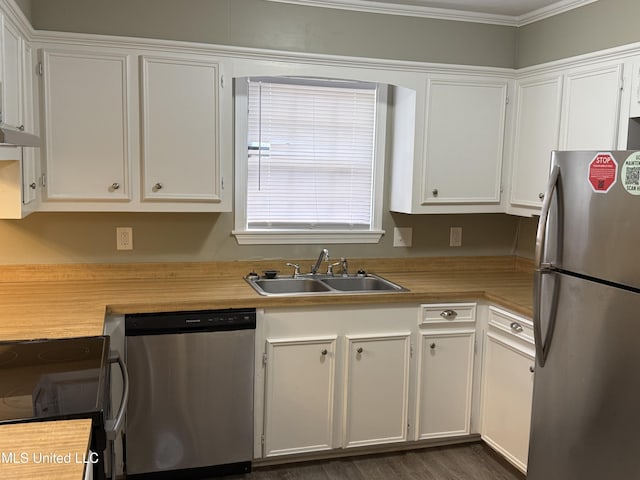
[125,308,256,335]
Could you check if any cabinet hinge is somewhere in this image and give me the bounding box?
[261,434,265,445]
[474,339,477,354]
[221,75,225,88]
[40,173,46,187]
[407,423,411,435]
[620,77,625,91]
[410,344,413,358]
[37,62,43,76]
[221,177,224,190]
[262,352,267,366]
[505,95,509,105]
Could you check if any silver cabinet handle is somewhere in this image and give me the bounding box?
[529,366,535,373]
[154,182,163,190]
[356,347,363,354]
[321,349,328,356]
[29,182,36,189]
[432,188,439,196]
[111,182,120,190]
[430,343,436,349]
[538,192,545,200]
[440,309,457,319]
[510,321,523,332]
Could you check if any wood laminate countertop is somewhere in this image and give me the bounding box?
[0,256,534,479]
[0,419,91,479]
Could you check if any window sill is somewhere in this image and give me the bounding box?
[232,230,385,245]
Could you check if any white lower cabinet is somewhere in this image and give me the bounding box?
[258,305,417,458]
[416,331,475,439]
[415,303,476,440]
[263,337,337,456]
[343,334,410,447]
[481,306,535,473]
[258,302,534,467]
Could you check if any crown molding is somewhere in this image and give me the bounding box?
[1,0,35,39]
[265,0,516,26]
[516,0,599,26]
[264,0,599,27]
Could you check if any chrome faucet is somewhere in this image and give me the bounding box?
[340,257,349,276]
[311,248,329,275]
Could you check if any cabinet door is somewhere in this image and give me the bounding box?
[21,43,37,206]
[510,75,562,209]
[422,77,507,204]
[560,63,623,150]
[343,334,410,448]
[416,330,474,440]
[481,329,534,472]
[263,337,336,457]
[42,49,132,201]
[2,18,23,129]
[141,56,221,202]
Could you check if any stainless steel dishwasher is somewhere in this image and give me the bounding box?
[124,308,255,479]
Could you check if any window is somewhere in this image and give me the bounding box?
[234,76,386,244]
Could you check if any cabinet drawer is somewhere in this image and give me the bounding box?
[420,303,476,325]
[488,306,534,345]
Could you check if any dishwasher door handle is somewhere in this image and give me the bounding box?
[106,351,129,441]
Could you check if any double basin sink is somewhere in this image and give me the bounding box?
[246,273,408,296]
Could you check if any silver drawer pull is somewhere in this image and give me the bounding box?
[321,349,328,356]
[440,309,457,319]
[510,322,524,332]
[356,347,363,354]
[430,343,436,349]
[529,366,535,373]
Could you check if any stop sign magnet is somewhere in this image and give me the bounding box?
[588,152,618,193]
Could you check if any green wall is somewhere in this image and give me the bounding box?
[516,0,640,67]
[30,0,516,67]
[19,0,640,264]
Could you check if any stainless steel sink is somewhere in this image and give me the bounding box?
[321,276,404,292]
[253,278,331,294]
[246,274,408,296]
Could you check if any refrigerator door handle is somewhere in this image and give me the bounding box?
[533,163,561,368]
[533,269,560,368]
[534,164,560,269]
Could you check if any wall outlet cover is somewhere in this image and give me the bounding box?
[393,227,412,247]
[116,227,133,251]
[449,226,462,247]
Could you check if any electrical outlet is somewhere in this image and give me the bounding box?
[393,227,413,247]
[116,227,133,251]
[449,227,462,247]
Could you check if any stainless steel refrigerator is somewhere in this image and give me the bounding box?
[528,150,640,479]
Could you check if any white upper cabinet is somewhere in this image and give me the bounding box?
[508,74,563,213]
[559,63,624,150]
[41,48,134,202]
[390,74,510,214]
[423,76,507,204]
[0,17,40,219]
[38,46,232,212]
[1,17,23,129]
[140,55,223,203]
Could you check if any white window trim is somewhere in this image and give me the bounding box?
[233,78,387,245]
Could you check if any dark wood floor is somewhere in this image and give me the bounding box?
[230,443,526,480]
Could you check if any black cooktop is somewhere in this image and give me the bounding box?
[0,335,110,425]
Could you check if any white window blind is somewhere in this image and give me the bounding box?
[246,77,377,230]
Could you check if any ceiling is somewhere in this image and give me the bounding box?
[266,0,599,25]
